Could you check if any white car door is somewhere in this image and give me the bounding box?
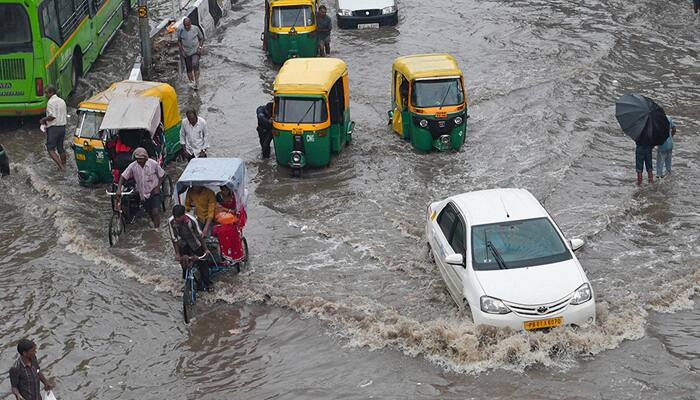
[430,203,464,305]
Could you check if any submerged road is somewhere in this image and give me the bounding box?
[1,0,699,398]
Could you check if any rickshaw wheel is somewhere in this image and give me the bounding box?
[183,278,195,324]
[161,175,173,212]
[237,237,249,272]
[108,213,125,247]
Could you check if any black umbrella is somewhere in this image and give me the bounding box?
[615,94,670,146]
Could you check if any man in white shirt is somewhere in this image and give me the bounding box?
[39,86,67,171]
[179,110,209,161]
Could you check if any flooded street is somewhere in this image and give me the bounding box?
[1,0,699,398]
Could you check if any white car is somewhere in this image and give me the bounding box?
[336,0,398,29]
[426,188,596,331]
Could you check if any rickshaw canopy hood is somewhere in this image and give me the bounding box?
[273,58,347,95]
[176,158,248,210]
[270,0,316,7]
[393,54,462,81]
[99,97,161,136]
[78,80,181,131]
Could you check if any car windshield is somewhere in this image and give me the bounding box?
[471,217,572,271]
[0,4,32,50]
[272,5,314,27]
[412,78,464,108]
[274,97,327,124]
[78,112,105,139]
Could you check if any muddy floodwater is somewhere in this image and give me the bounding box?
[1,0,699,398]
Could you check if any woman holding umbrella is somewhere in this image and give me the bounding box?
[615,94,671,185]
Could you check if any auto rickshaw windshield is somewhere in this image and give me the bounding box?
[78,111,105,139]
[274,97,327,123]
[412,78,464,108]
[272,5,314,27]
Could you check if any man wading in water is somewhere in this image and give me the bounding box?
[9,339,53,400]
[178,18,205,90]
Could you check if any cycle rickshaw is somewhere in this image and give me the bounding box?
[175,158,249,323]
[103,97,174,246]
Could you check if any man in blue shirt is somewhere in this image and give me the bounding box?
[657,116,676,178]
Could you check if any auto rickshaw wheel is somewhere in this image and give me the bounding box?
[108,213,125,247]
[292,168,302,178]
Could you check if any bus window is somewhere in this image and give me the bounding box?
[0,4,32,52]
[40,0,62,45]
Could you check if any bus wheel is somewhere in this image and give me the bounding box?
[71,53,81,92]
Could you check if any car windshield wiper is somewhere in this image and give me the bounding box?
[486,241,508,270]
[296,101,315,124]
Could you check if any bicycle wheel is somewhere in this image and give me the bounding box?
[183,276,196,324]
[238,237,249,272]
[108,213,125,247]
[161,174,173,212]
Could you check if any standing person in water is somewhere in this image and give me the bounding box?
[256,102,273,159]
[656,116,676,178]
[316,5,332,56]
[177,18,205,90]
[39,86,67,171]
[9,339,54,400]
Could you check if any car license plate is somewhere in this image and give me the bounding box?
[358,23,380,29]
[523,317,562,330]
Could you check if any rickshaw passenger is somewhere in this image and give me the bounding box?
[116,147,166,227]
[212,186,247,259]
[168,205,213,291]
[185,185,216,235]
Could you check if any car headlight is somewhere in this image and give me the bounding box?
[382,5,397,14]
[570,283,592,305]
[338,9,352,16]
[454,116,463,125]
[419,119,428,128]
[480,296,511,314]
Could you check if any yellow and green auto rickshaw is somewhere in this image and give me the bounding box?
[72,81,182,185]
[262,0,319,64]
[272,57,354,176]
[389,54,469,152]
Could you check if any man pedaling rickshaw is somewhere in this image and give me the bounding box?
[168,205,214,291]
[115,147,166,227]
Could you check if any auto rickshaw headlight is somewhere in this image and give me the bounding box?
[454,116,463,125]
[291,153,302,163]
[338,9,352,16]
[419,119,428,128]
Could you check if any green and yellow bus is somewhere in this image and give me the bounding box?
[0,0,131,116]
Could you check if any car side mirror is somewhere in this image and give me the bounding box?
[445,253,464,266]
[570,238,585,252]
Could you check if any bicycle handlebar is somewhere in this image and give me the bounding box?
[106,189,135,196]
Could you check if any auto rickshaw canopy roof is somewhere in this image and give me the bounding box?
[78,80,181,131]
[269,0,316,8]
[273,58,347,95]
[393,54,462,81]
[176,158,248,210]
[99,97,161,136]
